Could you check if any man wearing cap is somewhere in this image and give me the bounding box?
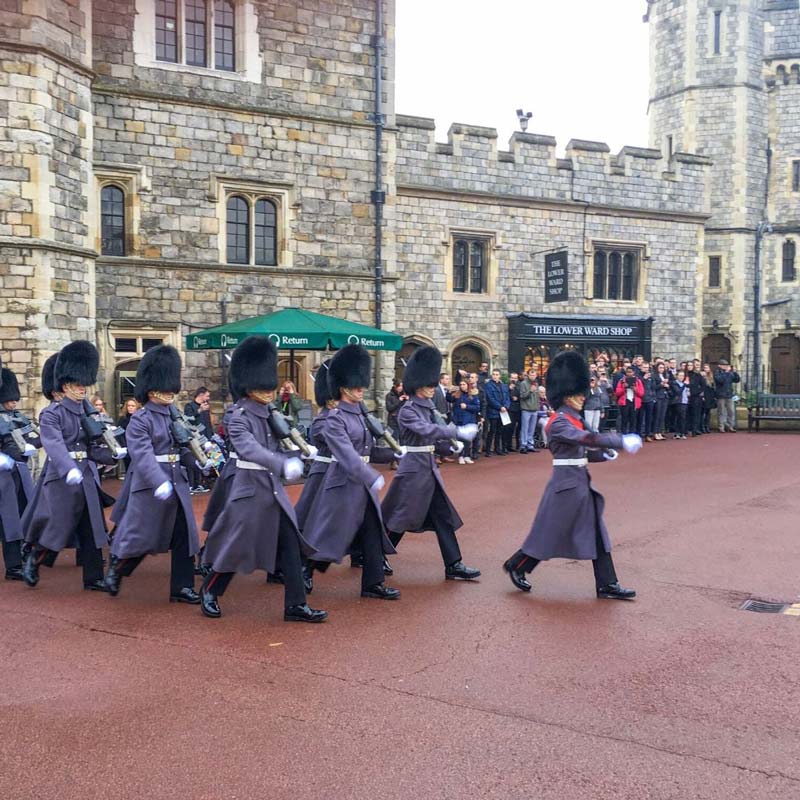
[502,350,642,600]
[22,341,122,590]
[302,344,400,600]
[713,359,740,433]
[103,345,203,604]
[197,336,326,622]
[0,363,41,580]
[381,346,481,582]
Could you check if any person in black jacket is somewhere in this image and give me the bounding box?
[653,362,670,440]
[503,372,521,451]
[685,362,705,436]
[385,379,405,436]
[115,397,140,474]
[638,362,657,442]
[714,359,740,432]
[184,386,212,494]
[700,364,717,434]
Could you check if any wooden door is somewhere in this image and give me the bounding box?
[451,343,484,381]
[702,334,731,371]
[770,335,800,394]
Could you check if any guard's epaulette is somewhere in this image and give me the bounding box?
[232,406,245,417]
[329,407,342,417]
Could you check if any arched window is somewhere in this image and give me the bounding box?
[622,252,637,300]
[593,251,607,299]
[254,198,277,266]
[101,184,126,256]
[607,252,621,300]
[226,195,249,264]
[782,240,796,282]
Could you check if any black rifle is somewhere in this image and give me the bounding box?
[0,410,40,460]
[167,405,224,473]
[80,399,127,459]
[266,403,312,457]
[359,402,403,455]
[431,408,460,451]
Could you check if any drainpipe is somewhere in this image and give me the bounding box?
[370,0,385,406]
[752,139,773,395]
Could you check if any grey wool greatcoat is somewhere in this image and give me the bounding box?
[0,461,34,543]
[110,402,200,559]
[381,396,463,535]
[294,406,332,531]
[520,406,623,561]
[23,397,113,551]
[202,399,313,574]
[301,400,396,563]
[201,403,239,533]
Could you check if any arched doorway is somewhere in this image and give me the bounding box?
[451,342,485,381]
[395,341,421,382]
[113,358,141,417]
[701,334,731,371]
[769,334,800,394]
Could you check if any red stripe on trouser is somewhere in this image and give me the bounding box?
[36,549,48,565]
[205,572,219,591]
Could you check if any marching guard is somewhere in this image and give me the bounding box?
[0,363,41,580]
[381,347,481,581]
[104,345,202,604]
[22,341,122,590]
[302,344,399,600]
[502,350,642,599]
[199,336,327,623]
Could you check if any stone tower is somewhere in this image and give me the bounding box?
[647,0,800,391]
[0,0,96,412]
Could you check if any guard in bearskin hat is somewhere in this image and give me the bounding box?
[198,336,326,622]
[502,350,641,599]
[22,341,124,590]
[104,345,202,604]
[293,359,337,537]
[381,346,481,581]
[302,344,400,599]
[0,362,41,579]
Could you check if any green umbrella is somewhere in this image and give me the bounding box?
[185,307,403,352]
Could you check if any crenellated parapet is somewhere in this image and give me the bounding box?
[395,115,711,217]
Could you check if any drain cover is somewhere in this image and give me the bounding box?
[740,599,788,613]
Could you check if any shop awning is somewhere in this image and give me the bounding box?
[185,307,403,352]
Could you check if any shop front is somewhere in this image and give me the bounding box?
[508,313,653,375]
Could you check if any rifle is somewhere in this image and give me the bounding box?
[359,402,404,455]
[80,399,127,459]
[167,405,224,473]
[0,410,40,460]
[266,403,313,457]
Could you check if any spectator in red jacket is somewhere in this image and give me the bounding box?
[614,365,644,434]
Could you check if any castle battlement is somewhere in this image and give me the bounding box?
[395,115,711,216]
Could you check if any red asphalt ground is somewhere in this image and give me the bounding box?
[1,432,799,799]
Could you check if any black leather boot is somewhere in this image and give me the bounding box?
[22,547,40,587]
[104,557,122,596]
[361,583,400,600]
[596,582,636,600]
[284,603,328,623]
[502,559,531,592]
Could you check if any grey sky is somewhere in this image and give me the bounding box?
[395,1,651,156]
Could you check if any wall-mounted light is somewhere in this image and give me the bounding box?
[712,319,719,331]
[785,319,792,330]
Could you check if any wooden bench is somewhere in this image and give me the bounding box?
[747,394,800,431]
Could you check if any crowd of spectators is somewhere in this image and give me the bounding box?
[384,354,741,465]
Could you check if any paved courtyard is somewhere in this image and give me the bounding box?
[1,432,798,799]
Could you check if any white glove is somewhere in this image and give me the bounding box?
[202,441,215,452]
[301,444,318,461]
[370,474,386,493]
[112,447,128,460]
[450,440,464,455]
[65,467,83,485]
[23,443,37,457]
[154,480,174,500]
[622,434,643,454]
[282,457,303,482]
[603,449,619,461]
[196,459,214,475]
[395,446,407,458]
[0,453,14,471]
[456,424,479,442]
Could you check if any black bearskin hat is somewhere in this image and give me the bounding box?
[134,345,182,404]
[41,353,59,400]
[0,368,20,403]
[314,359,333,407]
[55,340,99,390]
[545,350,590,410]
[402,346,442,395]
[229,336,278,399]
[327,344,371,397]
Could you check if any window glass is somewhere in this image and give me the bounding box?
[607,252,621,300]
[101,185,126,256]
[185,0,207,67]
[469,241,485,294]
[156,0,178,62]
[708,256,721,288]
[214,0,236,70]
[782,240,796,283]
[593,251,607,299]
[254,198,277,266]
[226,195,249,264]
[453,240,468,293]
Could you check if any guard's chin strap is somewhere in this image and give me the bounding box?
[151,391,175,405]
[62,385,86,402]
[249,390,275,405]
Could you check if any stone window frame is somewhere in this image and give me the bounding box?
[109,329,177,358]
[134,0,263,83]
[212,176,294,268]
[707,252,724,291]
[442,227,499,301]
[790,160,800,194]
[781,238,797,283]
[587,239,648,306]
[93,165,149,258]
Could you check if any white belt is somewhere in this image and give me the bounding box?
[155,454,180,463]
[314,455,333,463]
[236,459,268,471]
[68,451,88,460]
[228,451,237,459]
[552,458,587,467]
[404,445,435,453]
